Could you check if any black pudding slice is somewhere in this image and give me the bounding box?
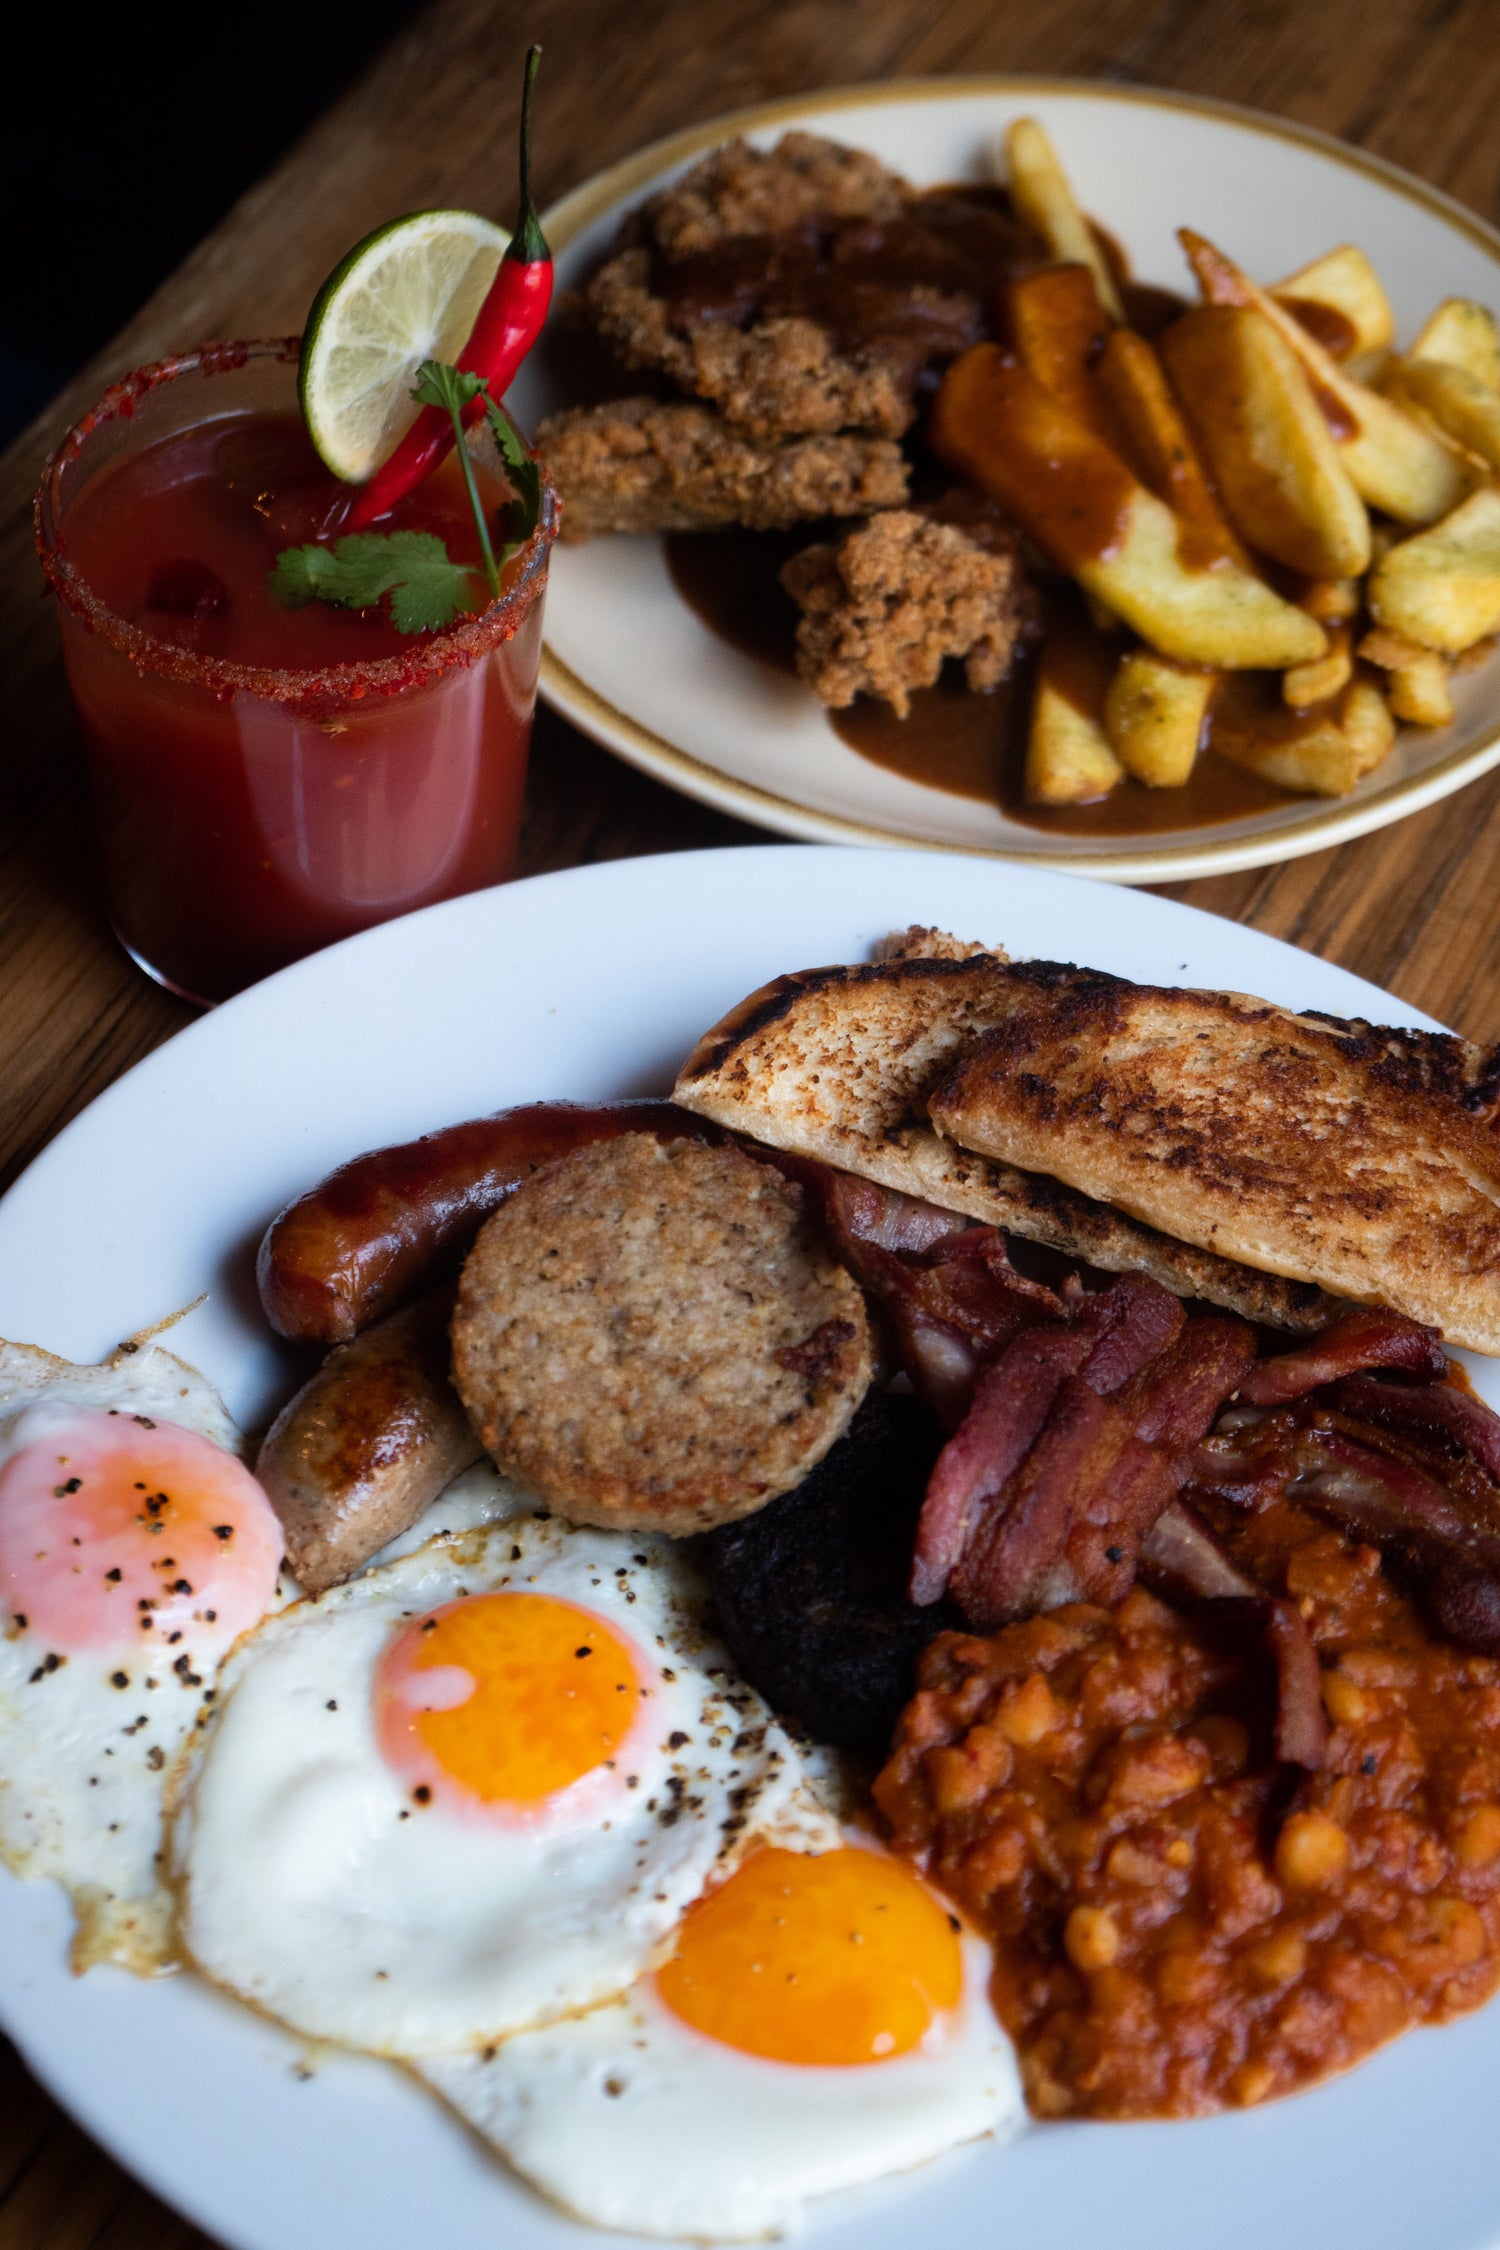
[704,1387,958,1758]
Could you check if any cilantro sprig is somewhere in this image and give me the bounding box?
[269,531,477,635]
[270,362,543,634]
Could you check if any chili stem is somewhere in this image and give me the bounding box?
[447,393,502,599]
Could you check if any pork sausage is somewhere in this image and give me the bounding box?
[257,1099,713,1345]
[255,1290,482,1594]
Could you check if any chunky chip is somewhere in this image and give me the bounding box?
[1027,631,1123,804]
[1103,650,1214,786]
[1271,244,1395,363]
[1214,674,1395,795]
[1370,486,1500,653]
[1159,305,1371,579]
[1181,229,1467,527]
[1408,298,1500,391]
[1003,117,1124,321]
[1391,356,1500,473]
[930,346,1328,670]
[1094,328,1252,569]
[1283,625,1354,711]
[1005,263,1115,439]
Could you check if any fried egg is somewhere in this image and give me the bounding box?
[172,1517,837,2057]
[421,1838,1024,2240]
[0,1339,284,1971]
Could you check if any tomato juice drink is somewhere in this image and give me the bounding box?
[36,340,557,1004]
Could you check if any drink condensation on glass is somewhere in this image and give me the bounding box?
[36,339,558,1005]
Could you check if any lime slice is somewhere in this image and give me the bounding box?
[299,209,510,481]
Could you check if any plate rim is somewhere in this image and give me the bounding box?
[534,72,1500,882]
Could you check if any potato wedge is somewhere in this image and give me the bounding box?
[1284,624,1354,709]
[1094,328,1252,569]
[1370,486,1500,652]
[1006,263,1114,438]
[1028,631,1122,803]
[1004,117,1125,321]
[1214,674,1394,795]
[1387,650,1454,727]
[1298,576,1360,622]
[1181,229,1467,525]
[930,346,1327,669]
[1104,650,1215,785]
[1358,625,1430,668]
[1270,245,1395,361]
[1392,357,1500,473]
[1159,305,1371,578]
[1409,298,1500,391]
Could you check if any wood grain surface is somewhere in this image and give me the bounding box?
[4,0,1500,2240]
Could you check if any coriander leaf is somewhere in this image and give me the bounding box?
[382,531,481,631]
[267,529,477,633]
[413,359,488,415]
[483,396,542,547]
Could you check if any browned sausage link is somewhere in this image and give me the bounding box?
[257,1100,715,1344]
[255,1289,483,1595]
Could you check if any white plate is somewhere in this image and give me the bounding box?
[2,846,1499,2250]
[515,78,1500,883]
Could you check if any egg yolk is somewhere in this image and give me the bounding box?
[374,1590,648,1818]
[0,1405,283,1659]
[656,1845,964,2067]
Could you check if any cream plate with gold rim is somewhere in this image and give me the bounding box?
[513,78,1500,881]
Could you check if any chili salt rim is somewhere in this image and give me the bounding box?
[34,337,558,708]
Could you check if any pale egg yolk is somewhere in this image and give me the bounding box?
[656,1845,964,2067]
[0,1406,283,1659]
[374,1590,650,1821]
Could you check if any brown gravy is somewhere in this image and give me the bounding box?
[666,529,1300,837]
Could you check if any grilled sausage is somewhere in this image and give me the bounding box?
[255,1291,482,1594]
[257,1100,714,1345]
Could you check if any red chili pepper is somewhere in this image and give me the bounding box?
[346,46,551,531]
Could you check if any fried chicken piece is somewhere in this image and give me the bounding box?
[646,131,913,259]
[586,248,916,440]
[535,397,909,540]
[780,510,1028,716]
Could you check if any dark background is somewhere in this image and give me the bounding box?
[3,1,426,447]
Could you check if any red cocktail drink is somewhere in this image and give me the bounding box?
[37,340,557,1004]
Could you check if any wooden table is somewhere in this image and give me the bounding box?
[4,0,1500,2238]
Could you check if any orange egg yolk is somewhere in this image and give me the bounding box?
[656,1845,964,2066]
[0,1406,283,1657]
[374,1590,647,1816]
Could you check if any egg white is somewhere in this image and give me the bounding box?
[0,1336,243,1457]
[171,1516,838,2059]
[0,1337,280,1973]
[420,1921,1024,2241]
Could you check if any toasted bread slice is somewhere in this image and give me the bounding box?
[927,962,1500,1354]
[674,953,1335,1332]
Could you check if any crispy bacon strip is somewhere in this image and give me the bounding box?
[918,1286,1244,1615]
[1192,1409,1500,1658]
[1238,1305,1447,1405]
[1331,1373,1500,1486]
[950,1376,1121,1625]
[1260,1599,1329,1769]
[1139,1499,1256,1600]
[817,1172,1063,1428]
[1076,1272,1185,1395]
[911,1323,1093,1604]
[1138,1505,1325,1768]
[1128,1316,1257,1450]
[912,1273,1184,1603]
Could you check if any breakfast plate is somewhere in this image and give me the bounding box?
[2,844,1500,2250]
[514,78,1500,883]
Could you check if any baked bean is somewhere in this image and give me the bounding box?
[876,1495,1500,2119]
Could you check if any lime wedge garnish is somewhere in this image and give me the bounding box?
[299,210,510,482]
